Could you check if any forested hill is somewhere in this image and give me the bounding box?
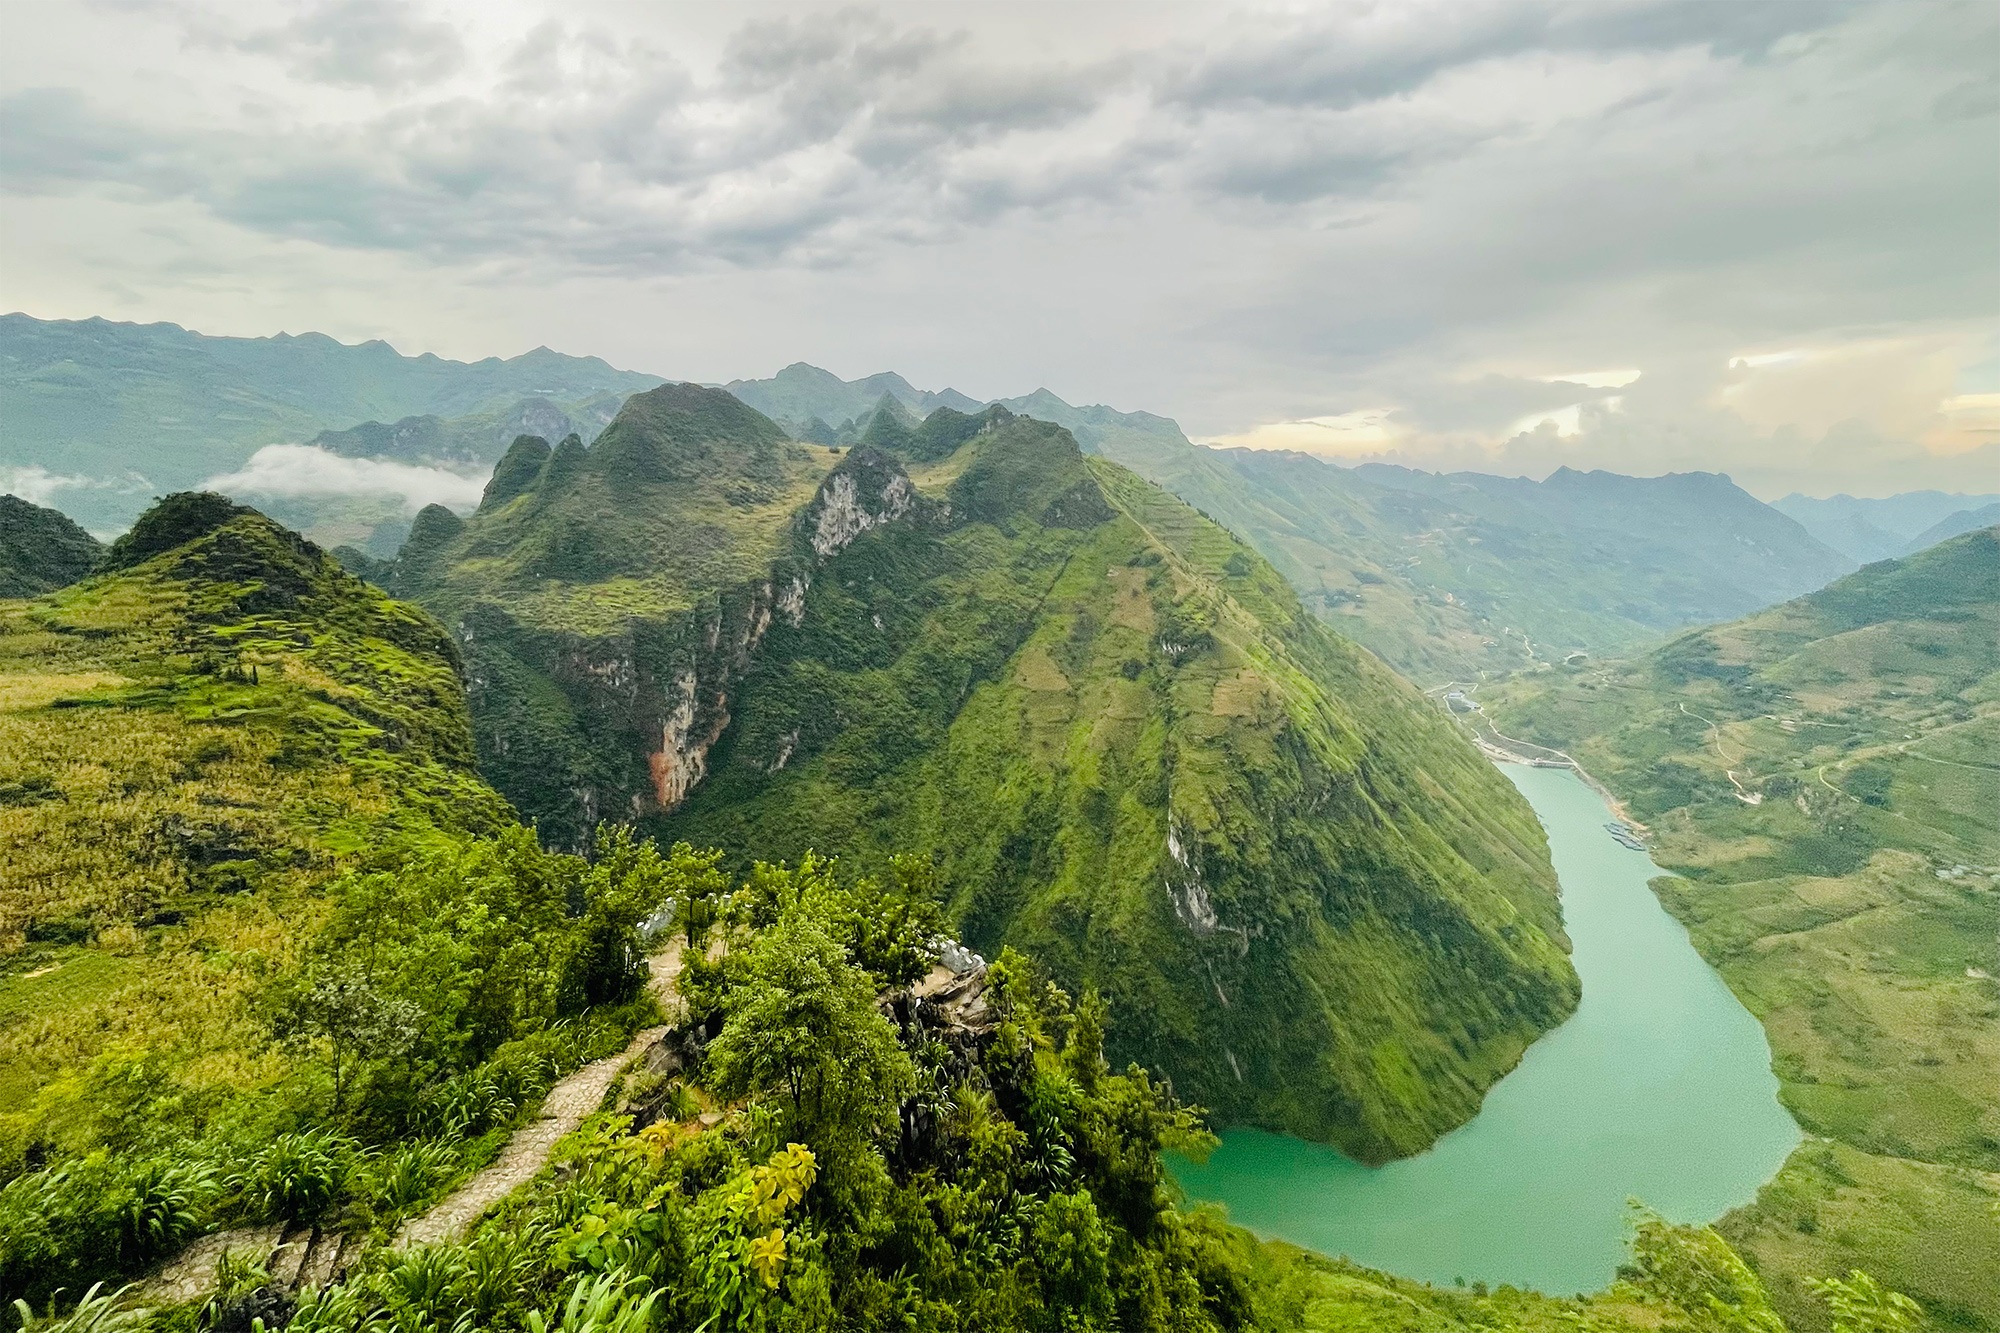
[1481,527,2000,1327]
[0,494,102,596]
[381,385,1581,1163]
[0,313,661,529]
[719,364,1854,682]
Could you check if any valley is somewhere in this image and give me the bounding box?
[373,387,1583,1164]
[1174,763,1799,1294]
[0,356,1980,1331]
[1483,529,2000,1330]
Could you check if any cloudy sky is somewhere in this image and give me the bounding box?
[3,0,1995,496]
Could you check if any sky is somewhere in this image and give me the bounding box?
[2,0,1996,497]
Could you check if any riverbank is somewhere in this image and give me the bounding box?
[1173,764,1797,1292]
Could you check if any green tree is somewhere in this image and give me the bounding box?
[271,963,422,1111]
[704,900,915,1220]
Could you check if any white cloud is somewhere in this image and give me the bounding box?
[1544,368,1642,389]
[2,465,90,507]
[1202,409,1408,458]
[204,445,487,512]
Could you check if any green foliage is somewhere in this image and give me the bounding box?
[243,1128,364,1222]
[705,895,915,1218]
[262,887,1258,1333]
[1812,1271,1924,1333]
[0,495,101,598]
[101,492,252,572]
[659,417,1577,1161]
[1622,1208,1787,1332]
[8,1285,146,1333]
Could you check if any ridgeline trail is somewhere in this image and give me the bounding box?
[394,938,689,1249]
[145,939,692,1305]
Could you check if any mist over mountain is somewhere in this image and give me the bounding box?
[0,314,660,529]
[1773,489,2000,563]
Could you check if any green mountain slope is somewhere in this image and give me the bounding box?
[0,314,662,529]
[0,494,102,596]
[721,365,1855,683]
[385,383,847,849]
[0,497,1895,1333]
[394,389,1579,1163]
[1481,528,2000,1329]
[0,494,513,1159]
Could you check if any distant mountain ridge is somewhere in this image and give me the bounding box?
[1903,501,2000,554]
[1773,489,2000,562]
[722,364,1857,682]
[0,313,662,529]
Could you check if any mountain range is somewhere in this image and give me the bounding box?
[1773,489,2000,563]
[721,363,1861,682]
[0,317,1965,1329]
[0,483,1807,1333]
[0,313,660,530]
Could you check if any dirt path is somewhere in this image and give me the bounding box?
[393,939,687,1250]
[1681,702,1762,804]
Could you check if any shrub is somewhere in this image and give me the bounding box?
[241,1130,363,1223]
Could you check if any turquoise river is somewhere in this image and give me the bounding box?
[1173,762,1801,1293]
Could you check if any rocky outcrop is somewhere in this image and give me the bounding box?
[455,448,932,846]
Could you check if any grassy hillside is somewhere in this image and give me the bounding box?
[0,494,514,1163]
[0,314,661,530]
[0,494,102,596]
[1482,528,2000,1330]
[0,494,738,1315]
[640,406,1579,1162]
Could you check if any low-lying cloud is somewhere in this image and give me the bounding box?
[204,445,487,512]
[2,464,92,508]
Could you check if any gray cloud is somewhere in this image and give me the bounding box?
[214,0,465,89]
[6,0,1994,496]
[11,0,1976,277]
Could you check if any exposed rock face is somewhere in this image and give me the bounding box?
[453,447,930,846]
[1164,817,1219,935]
[809,457,914,557]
